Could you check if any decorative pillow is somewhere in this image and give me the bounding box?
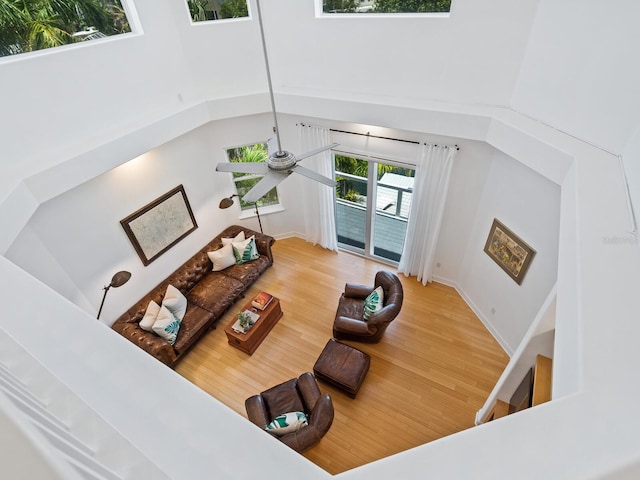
[363,286,384,320]
[139,300,160,332]
[221,231,245,246]
[265,412,308,436]
[162,284,188,321]
[232,235,259,265]
[207,243,236,271]
[152,305,181,345]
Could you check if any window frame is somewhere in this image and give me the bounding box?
[225,142,284,219]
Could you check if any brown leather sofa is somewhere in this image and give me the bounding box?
[111,225,275,368]
[333,270,404,343]
[245,372,334,452]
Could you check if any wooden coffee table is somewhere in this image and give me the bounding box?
[224,295,282,355]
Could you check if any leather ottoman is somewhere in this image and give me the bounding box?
[313,339,370,398]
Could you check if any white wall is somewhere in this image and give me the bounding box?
[262,0,537,107]
[0,0,266,204]
[454,150,561,353]
[511,0,640,155]
[5,113,308,325]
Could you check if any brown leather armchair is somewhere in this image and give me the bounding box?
[333,270,404,343]
[245,372,334,452]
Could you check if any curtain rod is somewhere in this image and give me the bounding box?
[297,122,459,150]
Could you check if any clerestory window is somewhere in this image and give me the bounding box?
[0,0,132,58]
[187,0,249,23]
[322,0,451,14]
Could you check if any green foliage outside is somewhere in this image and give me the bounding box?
[335,154,414,204]
[0,0,130,57]
[188,0,248,23]
[227,143,279,209]
[323,0,451,13]
[323,0,357,13]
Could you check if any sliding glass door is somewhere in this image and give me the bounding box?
[335,154,414,263]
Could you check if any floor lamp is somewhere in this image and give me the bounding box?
[219,194,263,234]
[97,270,131,320]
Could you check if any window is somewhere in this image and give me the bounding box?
[335,153,415,263]
[322,0,451,14]
[188,0,248,23]
[0,0,132,57]
[226,142,280,210]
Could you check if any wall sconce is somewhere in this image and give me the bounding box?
[219,194,263,234]
[97,270,131,320]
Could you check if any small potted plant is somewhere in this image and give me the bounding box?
[237,311,255,332]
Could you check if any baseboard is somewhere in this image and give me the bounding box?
[432,275,513,356]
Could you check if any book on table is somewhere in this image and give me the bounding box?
[251,291,273,311]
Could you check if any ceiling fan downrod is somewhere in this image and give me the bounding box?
[256,0,285,156]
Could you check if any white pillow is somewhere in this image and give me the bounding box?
[221,231,245,246]
[232,235,259,264]
[140,300,160,332]
[363,286,384,320]
[162,284,187,321]
[207,243,236,271]
[152,305,181,345]
[265,412,308,436]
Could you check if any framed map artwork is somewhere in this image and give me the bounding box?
[121,185,198,266]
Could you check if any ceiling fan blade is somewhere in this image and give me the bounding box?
[291,165,337,187]
[242,171,289,203]
[295,143,339,162]
[216,162,268,175]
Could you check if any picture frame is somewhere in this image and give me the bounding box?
[483,218,536,285]
[121,185,198,266]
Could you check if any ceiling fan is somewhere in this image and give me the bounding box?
[215,0,338,204]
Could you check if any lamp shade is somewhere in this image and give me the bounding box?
[219,194,239,209]
[110,270,131,288]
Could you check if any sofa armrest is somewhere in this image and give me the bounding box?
[344,283,374,299]
[333,315,375,335]
[252,232,275,264]
[111,322,177,367]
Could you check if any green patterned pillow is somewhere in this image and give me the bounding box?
[363,286,384,321]
[151,305,182,345]
[265,411,308,436]
[232,235,260,264]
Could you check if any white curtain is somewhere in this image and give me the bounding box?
[398,144,457,285]
[299,125,338,250]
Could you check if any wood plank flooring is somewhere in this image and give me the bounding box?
[175,237,509,475]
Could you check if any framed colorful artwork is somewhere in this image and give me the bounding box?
[483,218,536,285]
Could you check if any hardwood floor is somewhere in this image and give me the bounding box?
[175,237,509,475]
